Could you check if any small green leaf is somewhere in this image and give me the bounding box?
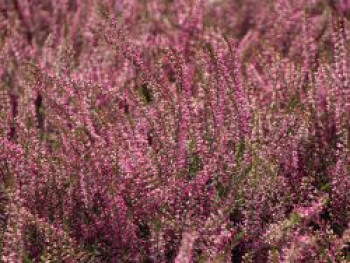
[22,253,32,263]
[236,139,245,162]
[139,83,153,103]
[288,95,299,111]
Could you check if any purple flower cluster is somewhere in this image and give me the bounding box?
[0,1,349,262]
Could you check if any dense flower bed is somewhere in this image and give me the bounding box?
[0,1,349,262]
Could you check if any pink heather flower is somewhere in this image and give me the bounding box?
[338,0,350,13]
[1,1,349,262]
[329,0,350,16]
[175,230,198,263]
[294,198,326,219]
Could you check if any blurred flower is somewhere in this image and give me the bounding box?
[328,0,350,18]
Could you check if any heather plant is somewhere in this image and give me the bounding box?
[0,0,349,262]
